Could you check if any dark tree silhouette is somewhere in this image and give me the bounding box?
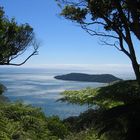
[0,7,39,66]
[56,0,140,84]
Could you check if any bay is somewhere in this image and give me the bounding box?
[0,67,134,119]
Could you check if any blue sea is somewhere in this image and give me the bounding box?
[0,67,135,119]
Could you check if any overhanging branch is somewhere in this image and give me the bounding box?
[3,39,39,66]
[81,24,119,39]
[7,50,38,66]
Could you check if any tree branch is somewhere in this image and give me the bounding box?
[4,39,39,66]
[81,24,119,39]
[119,35,131,59]
[100,40,122,51]
[82,21,106,26]
[57,0,87,7]
[7,51,38,66]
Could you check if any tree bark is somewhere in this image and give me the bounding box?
[126,37,140,85]
[131,59,140,84]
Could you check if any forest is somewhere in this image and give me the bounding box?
[0,0,140,140]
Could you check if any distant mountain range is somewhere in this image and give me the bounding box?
[54,73,122,83]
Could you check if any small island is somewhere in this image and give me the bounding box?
[54,73,122,83]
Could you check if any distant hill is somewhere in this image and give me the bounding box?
[54,73,122,83]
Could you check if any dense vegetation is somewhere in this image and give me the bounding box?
[55,73,122,83]
[1,1,140,139]
[60,80,140,140]
[1,79,140,140]
[0,102,69,140]
[0,6,38,66]
[1,80,140,140]
[60,80,140,107]
[0,84,6,95]
[0,1,140,139]
[0,85,69,140]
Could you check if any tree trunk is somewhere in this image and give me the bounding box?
[128,39,140,84]
[131,60,140,85]
[124,30,140,85]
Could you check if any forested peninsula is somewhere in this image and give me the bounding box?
[55,73,122,83]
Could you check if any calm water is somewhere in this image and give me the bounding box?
[0,67,134,119]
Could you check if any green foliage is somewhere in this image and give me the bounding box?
[47,116,69,138]
[60,87,99,105]
[60,80,140,108]
[62,109,102,139]
[1,80,140,140]
[63,107,127,140]
[54,1,140,132]
[94,101,140,140]
[63,109,102,132]
[63,102,140,140]
[57,0,140,84]
[59,80,140,139]
[58,0,140,39]
[0,6,38,66]
[94,80,140,105]
[65,129,100,140]
[0,102,69,140]
[61,6,87,22]
[0,83,6,95]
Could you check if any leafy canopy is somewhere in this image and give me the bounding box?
[59,80,140,140]
[60,80,140,108]
[58,0,140,39]
[0,102,69,140]
[57,0,140,84]
[0,6,39,66]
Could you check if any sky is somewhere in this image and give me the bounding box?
[0,0,140,73]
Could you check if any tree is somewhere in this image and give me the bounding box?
[0,7,39,66]
[56,0,140,84]
[127,0,140,40]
